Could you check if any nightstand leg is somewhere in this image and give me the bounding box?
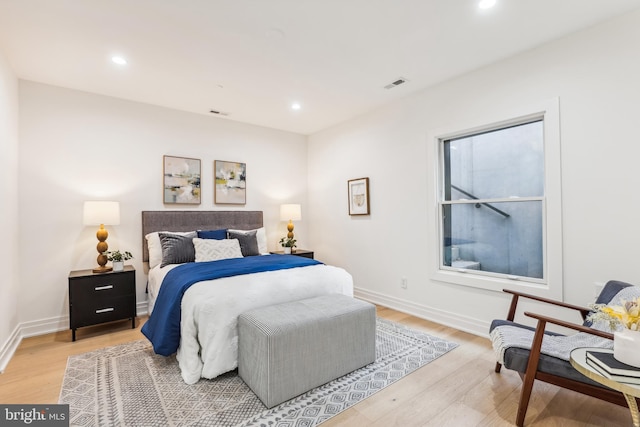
[131,317,135,329]
[72,329,76,342]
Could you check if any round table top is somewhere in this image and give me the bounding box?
[570,347,640,398]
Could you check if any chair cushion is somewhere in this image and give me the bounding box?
[490,320,611,388]
[504,346,607,387]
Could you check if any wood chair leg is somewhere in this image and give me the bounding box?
[495,361,502,373]
[517,372,536,426]
[516,318,547,427]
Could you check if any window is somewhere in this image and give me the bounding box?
[429,99,562,298]
[442,120,544,281]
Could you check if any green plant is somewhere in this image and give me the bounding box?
[103,250,133,262]
[279,237,297,248]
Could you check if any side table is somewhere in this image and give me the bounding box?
[270,249,314,259]
[570,347,640,427]
[68,265,136,341]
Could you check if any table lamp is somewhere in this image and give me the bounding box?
[83,201,120,273]
[280,204,301,240]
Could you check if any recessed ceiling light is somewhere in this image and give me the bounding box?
[291,103,301,111]
[478,0,496,9]
[111,56,127,65]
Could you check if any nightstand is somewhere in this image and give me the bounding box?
[68,265,136,341]
[270,249,314,259]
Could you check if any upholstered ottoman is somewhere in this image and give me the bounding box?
[238,294,376,408]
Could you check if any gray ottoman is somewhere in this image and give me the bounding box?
[238,294,376,408]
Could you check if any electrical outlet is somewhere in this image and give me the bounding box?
[401,277,408,289]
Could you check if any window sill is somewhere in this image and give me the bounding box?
[432,269,560,300]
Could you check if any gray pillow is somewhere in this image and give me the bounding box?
[159,232,196,267]
[227,230,259,257]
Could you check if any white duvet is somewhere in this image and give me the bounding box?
[148,262,353,384]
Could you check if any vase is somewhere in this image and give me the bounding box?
[112,261,124,272]
[283,247,292,254]
[614,328,640,368]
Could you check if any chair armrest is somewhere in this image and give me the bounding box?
[524,311,614,340]
[503,289,591,322]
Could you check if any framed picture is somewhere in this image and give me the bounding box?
[348,177,370,215]
[215,160,246,204]
[163,155,201,204]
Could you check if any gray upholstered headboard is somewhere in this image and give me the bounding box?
[141,210,263,262]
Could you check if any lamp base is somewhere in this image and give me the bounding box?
[93,266,113,274]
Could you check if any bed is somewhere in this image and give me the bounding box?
[140,211,354,384]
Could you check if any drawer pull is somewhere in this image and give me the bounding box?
[95,285,114,291]
[96,308,115,314]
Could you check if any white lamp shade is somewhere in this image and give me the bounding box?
[83,201,121,226]
[280,204,301,221]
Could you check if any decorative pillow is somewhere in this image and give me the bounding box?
[197,229,227,240]
[227,230,260,257]
[159,232,196,267]
[193,238,243,262]
[146,231,196,269]
[227,227,268,254]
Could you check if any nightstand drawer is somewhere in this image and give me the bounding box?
[72,296,135,328]
[69,271,134,300]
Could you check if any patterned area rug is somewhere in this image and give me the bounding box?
[59,318,457,426]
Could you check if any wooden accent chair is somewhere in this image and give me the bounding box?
[490,280,638,426]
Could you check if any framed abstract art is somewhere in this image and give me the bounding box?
[163,155,201,204]
[348,177,370,215]
[214,160,246,204]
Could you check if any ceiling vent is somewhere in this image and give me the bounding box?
[209,109,229,116]
[384,77,408,90]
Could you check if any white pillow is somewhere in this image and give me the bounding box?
[193,238,243,262]
[146,231,196,269]
[227,227,268,254]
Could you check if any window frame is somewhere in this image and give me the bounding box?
[427,98,563,300]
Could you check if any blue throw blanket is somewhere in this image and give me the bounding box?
[142,254,321,356]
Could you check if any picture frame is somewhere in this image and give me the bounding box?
[215,160,246,204]
[348,177,370,215]
[163,155,201,204]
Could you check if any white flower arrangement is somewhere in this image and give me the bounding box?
[587,297,640,331]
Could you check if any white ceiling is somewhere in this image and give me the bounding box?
[0,1,638,135]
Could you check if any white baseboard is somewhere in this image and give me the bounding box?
[0,325,21,373]
[354,287,490,338]
[0,302,149,372]
[1,316,73,373]
[20,315,70,338]
[137,301,148,317]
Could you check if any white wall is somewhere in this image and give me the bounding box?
[0,48,19,371]
[17,82,308,333]
[308,9,640,335]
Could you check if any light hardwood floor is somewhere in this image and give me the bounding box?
[0,306,632,426]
